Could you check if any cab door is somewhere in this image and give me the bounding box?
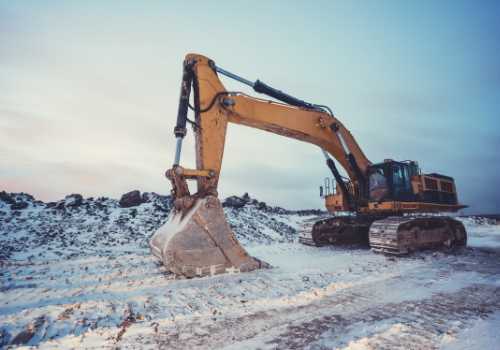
[392,164,407,202]
[402,164,415,202]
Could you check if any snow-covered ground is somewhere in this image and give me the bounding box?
[1,193,499,349]
[459,217,500,254]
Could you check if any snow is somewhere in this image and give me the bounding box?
[457,217,500,248]
[1,193,500,349]
[440,311,500,350]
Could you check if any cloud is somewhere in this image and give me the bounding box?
[1,1,499,213]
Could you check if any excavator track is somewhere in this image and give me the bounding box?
[298,215,335,246]
[298,215,379,246]
[369,216,467,255]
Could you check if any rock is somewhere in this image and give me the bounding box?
[222,196,234,207]
[223,196,245,208]
[10,202,28,210]
[86,197,94,201]
[45,202,57,209]
[258,202,267,210]
[19,193,35,201]
[251,199,258,204]
[119,190,142,208]
[0,191,15,204]
[130,208,138,218]
[233,198,246,208]
[55,202,66,210]
[223,195,255,208]
[10,316,46,345]
[65,194,83,207]
[142,193,150,203]
[153,203,170,213]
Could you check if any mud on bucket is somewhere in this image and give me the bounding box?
[149,195,269,278]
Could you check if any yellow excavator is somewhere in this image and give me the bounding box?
[149,54,468,278]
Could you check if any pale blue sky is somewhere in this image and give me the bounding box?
[1,1,499,214]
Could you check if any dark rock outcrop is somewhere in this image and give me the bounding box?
[65,194,83,207]
[0,191,15,204]
[45,202,57,209]
[119,190,142,208]
[233,198,246,208]
[10,202,29,210]
[223,193,265,208]
[223,196,246,208]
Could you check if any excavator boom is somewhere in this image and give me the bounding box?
[150,54,373,277]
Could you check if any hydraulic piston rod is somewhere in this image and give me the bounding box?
[321,149,353,209]
[216,67,315,109]
[330,123,366,198]
[216,67,254,87]
[173,137,183,166]
[172,58,195,166]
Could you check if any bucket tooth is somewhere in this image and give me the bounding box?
[149,195,268,277]
[200,267,211,277]
[214,264,226,275]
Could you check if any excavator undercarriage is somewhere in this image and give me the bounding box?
[369,216,467,254]
[298,214,467,254]
[298,215,375,246]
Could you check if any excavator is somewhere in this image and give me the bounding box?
[149,54,468,278]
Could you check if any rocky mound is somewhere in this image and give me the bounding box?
[0,191,327,262]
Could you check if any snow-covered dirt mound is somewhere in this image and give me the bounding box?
[0,192,174,262]
[1,192,499,349]
[0,192,324,262]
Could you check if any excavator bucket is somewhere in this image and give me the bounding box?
[149,196,269,278]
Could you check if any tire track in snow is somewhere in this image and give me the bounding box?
[149,283,500,350]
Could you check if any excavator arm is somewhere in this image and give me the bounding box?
[149,54,372,278]
[170,54,370,211]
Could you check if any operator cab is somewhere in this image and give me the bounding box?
[367,159,416,203]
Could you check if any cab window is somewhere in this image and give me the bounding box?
[368,166,388,201]
[403,166,411,189]
[393,165,403,185]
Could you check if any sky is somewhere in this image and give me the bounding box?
[0,0,499,214]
